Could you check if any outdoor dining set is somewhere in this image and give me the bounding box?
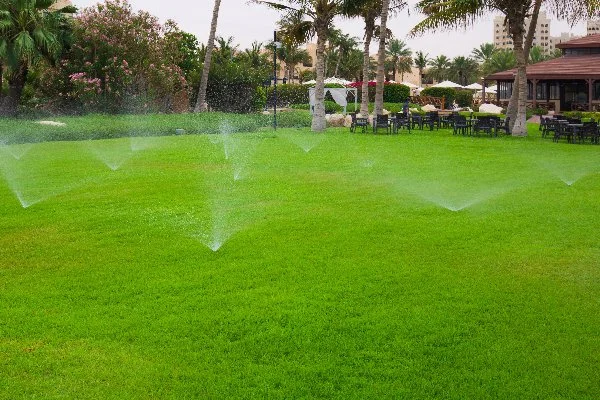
[540,115,600,144]
[349,111,510,137]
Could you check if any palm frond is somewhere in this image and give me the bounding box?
[14,30,35,59]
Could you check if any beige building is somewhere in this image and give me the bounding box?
[493,12,581,54]
[588,19,600,35]
[52,0,73,9]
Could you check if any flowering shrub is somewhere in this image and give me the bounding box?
[35,0,189,114]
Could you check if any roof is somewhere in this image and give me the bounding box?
[556,34,600,49]
[486,54,600,80]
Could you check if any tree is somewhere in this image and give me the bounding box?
[414,50,429,85]
[253,1,349,132]
[449,56,479,86]
[386,38,412,81]
[528,45,547,64]
[471,42,497,64]
[374,0,389,115]
[277,42,310,83]
[342,0,406,116]
[38,0,189,114]
[333,32,359,77]
[195,0,221,112]
[486,48,516,75]
[427,55,450,83]
[0,0,75,116]
[411,0,599,135]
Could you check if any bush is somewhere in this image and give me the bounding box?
[455,91,473,107]
[383,84,411,103]
[266,84,309,107]
[207,63,266,113]
[420,87,457,108]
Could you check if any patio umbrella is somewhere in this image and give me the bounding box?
[400,81,419,88]
[324,77,352,85]
[463,82,483,90]
[432,80,464,89]
[302,80,316,85]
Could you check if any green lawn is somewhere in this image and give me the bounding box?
[0,121,599,399]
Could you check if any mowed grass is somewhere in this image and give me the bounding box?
[0,123,599,399]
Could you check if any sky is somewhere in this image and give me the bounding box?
[71,0,588,58]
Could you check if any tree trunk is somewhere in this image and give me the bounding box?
[511,45,528,136]
[360,28,373,117]
[194,0,221,112]
[0,65,27,117]
[334,49,342,77]
[311,27,327,132]
[375,0,390,116]
[507,0,542,135]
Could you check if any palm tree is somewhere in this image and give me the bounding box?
[278,43,310,82]
[254,1,348,132]
[414,51,429,85]
[374,0,390,115]
[471,43,497,64]
[195,0,221,112]
[528,45,547,64]
[342,0,406,116]
[333,32,359,77]
[411,0,599,135]
[427,55,451,83]
[449,56,479,86]
[0,0,75,116]
[386,38,412,81]
[486,49,516,75]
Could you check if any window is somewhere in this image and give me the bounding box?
[499,81,513,99]
[549,83,560,100]
[536,82,547,100]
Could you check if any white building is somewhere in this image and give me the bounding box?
[493,12,581,54]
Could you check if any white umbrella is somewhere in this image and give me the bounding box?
[432,80,464,89]
[400,81,419,88]
[324,77,351,85]
[302,80,316,85]
[463,82,483,90]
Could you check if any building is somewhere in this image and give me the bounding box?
[52,0,73,10]
[485,34,600,112]
[588,19,600,35]
[493,12,581,55]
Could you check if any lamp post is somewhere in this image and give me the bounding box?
[273,31,282,130]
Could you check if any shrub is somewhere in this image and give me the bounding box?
[266,84,309,107]
[383,84,411,103]
[455,91,473,107]
[420,87,457,108]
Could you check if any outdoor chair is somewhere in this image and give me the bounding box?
[426,111,440,130]
[543,119,558,138]
[394,113,411,134]
[578,121,598,143]
[452,115,469,136]
[494,116,510,135]
[553,121,572,143]
[473,116,494,136]
[350,112,369,133]
[373,114,391,134]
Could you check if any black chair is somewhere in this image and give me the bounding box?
[425,111,440,130]
[350,112,369,133]
[453,115,469,136]
[394,113,411,134]
[373,114,391,134]
[578,121,597,143]
[473,116,494,136]
[494,116,510,135]
[553,121,572,143]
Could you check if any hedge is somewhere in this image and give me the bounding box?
[419,87,457,108]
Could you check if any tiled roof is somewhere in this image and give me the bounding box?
[486,55,600,80]
[556,34,600,49]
